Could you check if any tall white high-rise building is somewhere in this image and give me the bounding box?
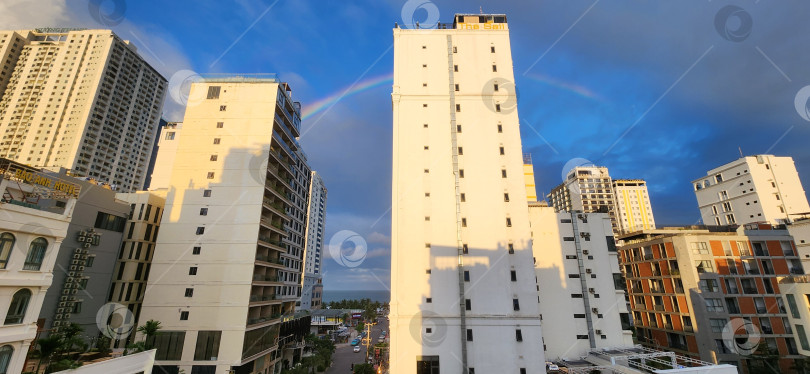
[692,155,810,226]
[391,14,545,374]
[140,76,312,374]
[612,179,656,234]
[299,171,326,311]
[0,29,167,191]
[548,165,620,234]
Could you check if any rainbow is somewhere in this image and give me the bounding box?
[302,74,394,121]
[524,72,606,102]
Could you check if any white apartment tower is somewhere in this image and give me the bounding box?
[612,179,656,234]
[693,155,810,226]
[299,171,326,310]
[528,203,635,360]
[139,76,311,374]
[391,14,545,374]
[0,29,167,191]
[548,166,620,234]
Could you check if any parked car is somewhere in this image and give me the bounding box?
[353,345,361,353]
[351,339,360,346]
[378,336,385,343]
[546,362,560,372]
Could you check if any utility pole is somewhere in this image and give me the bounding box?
[364,321,377,364]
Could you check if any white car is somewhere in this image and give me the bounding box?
[353,346,361,353]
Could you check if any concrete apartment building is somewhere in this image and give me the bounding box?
[778,276,810,358]
[139,76,312,374]
[613,179,656,234]
[299,171,326,311]
[108,190,165,347]
[529,202,635,360]
[548,166,620,234]
[0,160,77,374]
[618,224,805,373]
[0,29,167,191]
[787,217,810,270]
[391,14,545,374]
[38,177,130,338]
[693,155,810,226]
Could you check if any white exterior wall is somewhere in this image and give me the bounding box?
[391,15,545,374]
[613,180,656,234]
[0,180,75,374]
[529,205,633,360]
[693,155,810,226]
[788,219,810,271]
[300,171,326,310]
[147,123,182,191]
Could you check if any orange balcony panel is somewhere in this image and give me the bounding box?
[665,242,676,257]
[767,240,784,256]
[710,240,725,257]
[677,296,689,313]
[738,297,756,314]
[764,297,779,314]
[772,258,789,275]
[685,335,699,354]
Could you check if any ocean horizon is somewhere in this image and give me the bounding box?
[322,289,390,304]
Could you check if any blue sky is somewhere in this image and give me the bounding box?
[7,0,810,291]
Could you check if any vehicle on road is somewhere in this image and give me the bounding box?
[351,339,360,346]
[546,362,560,372]
[353,346,361,353]
[378,336,385,342]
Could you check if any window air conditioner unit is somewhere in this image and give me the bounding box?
[78,266,85,271]
[70,296,77,301]
[84,243,91,248]
[592,308,599,313]
[74,248,82,254]
[55,314,62,319]
[64,313,71,319]
[78,236,85,242]
[70,265,77,271]
[66,277,74,283]
[82,249,88,254]
[583,250,589,255]
[71,260,79,265]
[73,253,80,259]
[71,289,78,294]
[59,302,66,307]
[60,296,68,301]
[57,308,64,313]
[586,269,592,274]
[589,288,595,293]
[68,272,75,277]
[595,330,602,335]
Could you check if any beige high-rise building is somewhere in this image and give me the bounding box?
[391,14,545,374]
[139,76,311,374]
[0,29,167,191]
[613,179,656,234]
[693,155,810,226]
[548,165,620,234]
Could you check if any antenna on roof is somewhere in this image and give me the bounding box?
[738,146,744,158]
[480,6,483,14]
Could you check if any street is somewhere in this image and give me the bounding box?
[327,318,389,374]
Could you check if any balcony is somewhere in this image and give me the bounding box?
[684,325,694,333]
[663,323,673,330]
[669,269,680,276]
[743,288,758,294]
[644,253,654,260]
[674,286,684,294]
[654,305,665,311]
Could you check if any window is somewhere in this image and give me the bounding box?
[464,270,470,281]
[416,356,439,374]
[200,208,208,216]
[460,193,465,202]
[459,169,464,178]
[461,218,466,227]
[501,169,507,178]
[797,325,810,351]
[0,233,14,269]
[216,122,224,128]
[165,132,175,140]
[426,298,432,303]
[494,83,499,91]
[194,331,222,361]
[153,331,186,360]
[506,218,512,227]
[465,299,471,310]
[189,267,198,275]
[466,329,473,341]
[455,84,459,91]
[203,190,212,197]
[508,243,514,254]
[0,345,12,374]
[206,86,220,99]
[690,242,709,254]
[491,46,496,53]
[210,155,218,161]
[492,65,497,72]
[705,298,724,312]
[458,147,463,155]
[456,104,461,112]
[454,65,458,72]
[453,46,457,53]
[495,104,501,112]
[78,278,88,290]
[4,289,31,324]
[709,318,727,333]
[699,279,719,292]
[185,288,194,297]
[95,212,126,232]
[23,238,48,270]
[180,311,189,320]
[207,172,215,179]
[196,227,205,235]
[457,125,462,132]
[787,294,801,318]
[515,329,523,342]
[504,193,509,202]
[695,260,713,273]
[513,298,520,311]
[213,138,220,145]
[510,270,517,281]
[499,146,504,155]
[462,244,468,254]
[219,105,226,111]
[497,124,503,133]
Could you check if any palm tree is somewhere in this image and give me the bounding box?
[136,319,162,349]
[34,335,62,373]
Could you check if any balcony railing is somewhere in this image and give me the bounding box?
[663,323,673,330]
[684,325,694,333]
[250,294,278,302]
[674,286,684,294]
[654,305,665,311]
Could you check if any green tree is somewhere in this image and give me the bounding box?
[137,319,162,349]
[353,363,375,374]
[34,335,62,373]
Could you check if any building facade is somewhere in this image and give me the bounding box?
[139,76,311,374]
[788,217,810,270]
[108,190,166,347]
[619,224,805,373]
[529,203,635,360]
[612,179,656,234]
[693,155,810,226]
[779,276,810,358]
[0,160,77,374]
[548,165,620,234]
[299,171,326,311]
[391,14,545,374]
[0,29,167,191]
